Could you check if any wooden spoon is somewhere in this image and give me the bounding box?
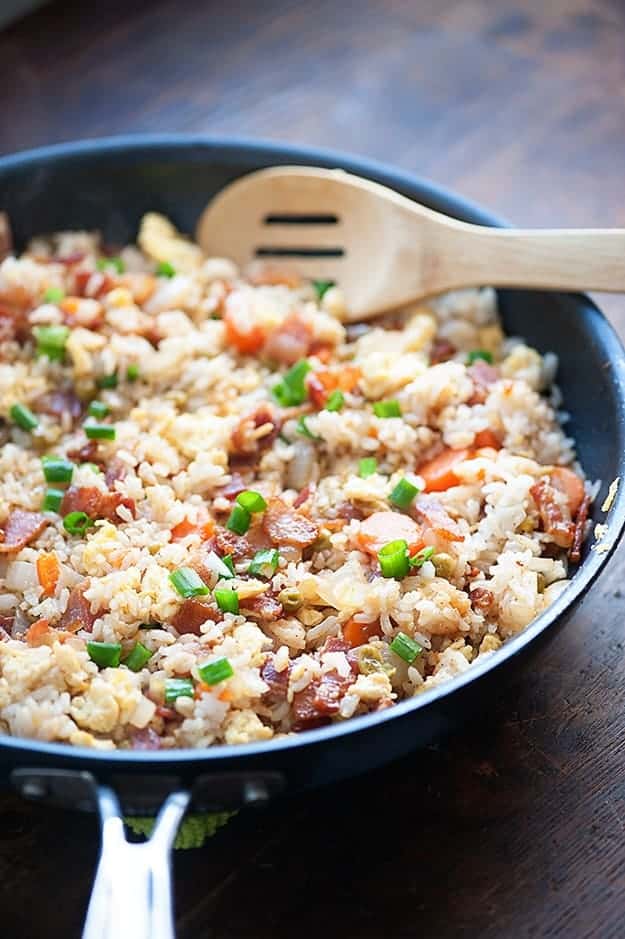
[196,165,625,321]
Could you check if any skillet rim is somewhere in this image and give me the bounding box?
[1,132,624,769]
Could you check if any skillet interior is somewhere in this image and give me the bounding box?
[0,135,624,793]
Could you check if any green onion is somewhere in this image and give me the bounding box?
[123,642,153,672]
[467,349,493,365]
[63,511,93,536]
[169,567,209,598]
[87,641,122,668]
[226,503,251,535]
[222,554,235,576]
[390,631,422,663]
[272,358,311,407]
[164,677,194,703]
[10,402,39,432]
[42,488,64,513]
[409,545,435,568]
[378,539,410,579]
[88,400,110,419]
[33,324,70,362]
[358,457,378,478]
[214,588,240,615]
[84,423,116,440]
[373,399,402,419]
[41,456,74,484]
[325,389,344,412]
[296,416,320,440]
[126,363,140,382]
[97,256,125,274]
[43,286,65,303]
[390,478,419,509]
[198,657,234,685]
[97,372,118,389]
[248,548,280,578]
[312,279,334,301]
[156,260,176,278]
[236,490,267,514]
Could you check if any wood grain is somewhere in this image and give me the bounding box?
[1,1,625,937]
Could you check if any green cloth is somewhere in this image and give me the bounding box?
[125,811,235,849]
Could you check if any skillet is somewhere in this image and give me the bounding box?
[1,134,625,937]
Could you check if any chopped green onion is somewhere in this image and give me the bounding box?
[390,631,422,663]
[123,642,153,672]
[43,286,65,303]
[96,372,118,389]
[87,641,122,668]
[198,657,234,685]
[236,490,267,513]
[88,400,110,419]
[409,545,435,568]
[97,256,125,274]
[378,539,410,579]
[42,488,64,513]
[84,423,116,440]
[33,324,70,362]
[248,548,280,578]
[169,567,209,598]
[390,478,419,510]
[272,358,311,407]
[126,363,139,382]
[214,588,240,615]
[467,349,493,365]
[226,503,251,535]
[373,399,402,419]
[164,677,194,703]
[296,416,320,440]
[156,260,176,278]
[358,457,378,478]
[10,402,38,432]
[312,279,334,301]
[63,511,93,536]
[325,390,344,412]
[222,554,235,576]
[42,456,74,484]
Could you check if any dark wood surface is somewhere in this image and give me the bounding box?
[1,1,625,936]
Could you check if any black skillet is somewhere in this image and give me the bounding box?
[1,135,624,937]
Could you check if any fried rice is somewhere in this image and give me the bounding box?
[0,212,592,750]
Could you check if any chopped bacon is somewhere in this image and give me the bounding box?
[67,439,101,464]
[0,289,31,343]
[59,583,97,633]
[261,657,291,704]
[321,636,360,672]
[430,338,456,364]
[73,270,116,300]
[240,593,283,621]
[292,670,355,730]
[468,360,500,404]
[171,597,219,635]
[358,511,424,556]
[217,472,248,500]
[131,727,161,751]
[262,499,319,548]
[104,457,128,487]
[530,479,575,548]
[0,614,13,641]
[263,313,312,366]
[470,586,495,614]
[569,494,591,564]
[0,510,48,554]
[230,405,281,456]
[35,388,83,424]
[156,705,178,721]
[414,495,464,543]
[60,486,136,524]
[306,366,361,408]
[214,523,272,562]
[293,482,316,509]
[0,212,12,261]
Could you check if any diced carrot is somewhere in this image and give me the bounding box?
[218,687,235,702]
[550,466,586,516]
[36,552,60,598]
[25,619,50,646]
[473,429,501,450]
[223,290,266,355]
[195,681,211,699]
[337,366,362,392]
[171,510,215,541]
[308,366,362,408]
[417,448,471,492]
[60,297,80,316]
[343,618,382,648]
[309,341,334,363]
[358,511,424,555]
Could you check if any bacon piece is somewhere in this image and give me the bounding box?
[261,657,290,704]
[35,388,83,424]
[59,583,97,633]
[262,499,319,548]
[0,614,13,641]
[321,636,360,673]
[73,270,116,299]
[293,482,316,509]
[171,597,219,635]
[240,593,283,621]
[131,727,161,751]
[470,586,495,614]
[468,360,500,404]
[430,338,456,364]
[60,486,136,523]
[67,439,101,464]
[0,510,48,554]
[214,522,272,562]
[217,472,248,501]
[569,494,591,564]
[263,313,312,365]
[414,495,464,543]
[156,705,178,721]
[292,670,355,730]
[530,479,575,548]
[230,405,281,456]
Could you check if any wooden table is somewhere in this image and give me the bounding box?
[1,1,625,935]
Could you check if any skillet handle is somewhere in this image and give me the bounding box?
[82,784,191,939]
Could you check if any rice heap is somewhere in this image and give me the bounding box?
[0,213,591,750]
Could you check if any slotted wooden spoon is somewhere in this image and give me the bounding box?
[196,166,625,321]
